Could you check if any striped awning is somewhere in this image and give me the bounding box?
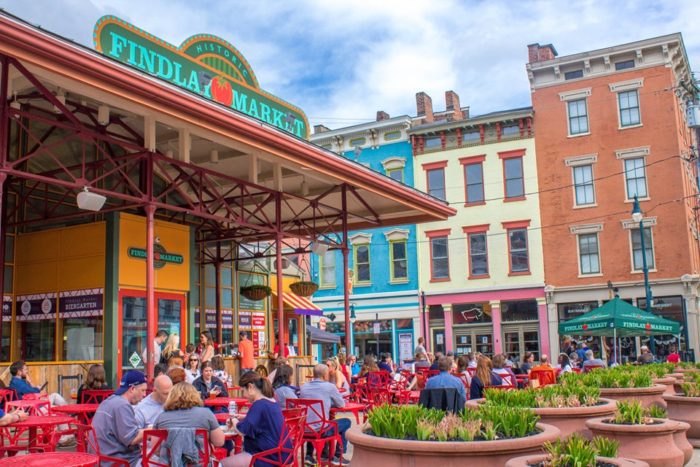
[272,291,323,316]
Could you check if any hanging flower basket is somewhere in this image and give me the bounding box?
[240,285,272,301]
[289,280,319,297]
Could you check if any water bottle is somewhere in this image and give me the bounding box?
[228,400,237,417]
[227,376,233,387]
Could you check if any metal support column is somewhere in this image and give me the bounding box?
[145,204,156,382]
[275,193,285,352]
[342,185,351,354]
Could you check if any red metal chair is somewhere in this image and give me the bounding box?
[286,398,343,467]
[0,388,16,411]
[80,389,114,404]
[248,408,307,467]
[529,368,557,387]
[141,428,216,467]
[73,422,129,466]
[583,364,606,373]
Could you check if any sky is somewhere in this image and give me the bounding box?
[1,0,699,130]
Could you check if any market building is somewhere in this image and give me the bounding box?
[409,91,548,361]
[309,113,420,363]
[528,34,700,362]
[0,12,454,391]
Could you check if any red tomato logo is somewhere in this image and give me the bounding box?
[210,77,233,107]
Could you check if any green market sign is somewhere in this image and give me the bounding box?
[128,244,183,269]
[94,16,309,138]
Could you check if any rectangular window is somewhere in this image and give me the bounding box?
[573,164,595,205]
[578,233,600,274]
[618,90,640,127]
[624,157,648,199]
[462,131,480,144]
[468,233,488,276]
[508,228,529,273]
[425,137,441,149]
[387,168,404,183]
[565,69,583,80]
[465,163,484,203]
[631,227,654,271]
[430,236,449,280]
[504,157,524,198]
[319,251,336,287]
[354,244,371,283]
[427,168,446,200]
[567,99,589,135]
[615,60,635,70]
[390,240,408,281]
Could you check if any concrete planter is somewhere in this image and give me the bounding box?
[672,420,693,465]
[599,384,666,409]
[346,422,561,467]
[505,453,649,467]
[467,397,617,439]
[586,417,684,467]
[652,376,677,396]
[664,394,700,448]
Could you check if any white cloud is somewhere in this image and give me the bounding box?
[1,0,698,130]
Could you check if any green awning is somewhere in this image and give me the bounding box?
[558,297,681,337]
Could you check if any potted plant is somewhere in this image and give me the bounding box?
[468,384,617,438]
[346,404,561,467]
[645,405,694,464]
[506,433,649,467]
[585,400,685,467]
[239,284,272,301]
[648,363,680,396]
[289,280,319,297]
[576,367,666,409]
[663,373,700,448]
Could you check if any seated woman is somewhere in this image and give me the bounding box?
[192,362,229,402]
[222,372,286,467]
[558,353,573,374]
[185,353,201,384]
[469,356,503,400]
[357,354,378,379]
[491,354,517,386]
[272,364,298,409]
[77,363,111,403]
[455,355,472,387]
[153,382,225,458]
[327,357,350,393]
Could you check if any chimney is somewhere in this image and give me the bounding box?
[445,90,463,121]
[313,124,330,134]
[376,110,390,121]
[527,43,558,63]
[416,92,433,123]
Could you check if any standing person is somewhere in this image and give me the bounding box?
[92,370,148,466]
[185,353,201,384]
[134,374,173,428]
[272,364,298,409]
[159,334,180,364]
[77,363,111,404]
[272,332,290,359]
[142,330,168,365]
[469,356,503,400]
[299,364,350,466]
[198,331,215,363]
[414,336,427,357]
[9,360,68,406]
[238,331,255,375]
[221,372,286,467]
[192,361,229,401]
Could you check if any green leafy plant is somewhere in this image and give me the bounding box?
[483,384,600,408]
[544,434,619,466]
[646,405,667,419]
[680,382,700,397]
[612,400,648,425]
[591,436,619,458]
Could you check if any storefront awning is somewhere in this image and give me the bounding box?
[273,291,323,317]
[306,325,341,344]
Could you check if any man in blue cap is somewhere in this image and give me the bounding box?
[92,370,148,466]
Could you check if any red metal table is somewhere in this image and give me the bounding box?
[0,414,76,453]
[0,451,99,466]
[330,402,366,424]
[51,403,99,424]
[203,397,249,410]
[6,399,50,416]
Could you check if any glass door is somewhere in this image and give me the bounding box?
[118,290,186,378]
[501,324,540,362]
[454,327,493,357]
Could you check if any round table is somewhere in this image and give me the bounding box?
[2,415,76,452]
[203,397,249,409]
[51,403,99,424]
[330,402,366,424]
[0,451,99,466]
[6,399,51,416]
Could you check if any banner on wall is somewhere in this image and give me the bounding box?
[59,289,104,318]
[16,293,57,321]
[3,295,11,322]
[222,309,233,329]
[239,311,252,328]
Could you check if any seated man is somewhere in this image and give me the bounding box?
[92,370,148,466]
[299,364,349,466]
[637,345,656,364]
[9,360,67,406]
[135,374,173,428]
[582,350,607,372]
[422,356,466,410]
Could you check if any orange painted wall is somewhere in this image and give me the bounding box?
[533,65,699,286]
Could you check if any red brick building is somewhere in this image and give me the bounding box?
[528,34,700,361]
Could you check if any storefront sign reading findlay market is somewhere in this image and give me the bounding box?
[94,16,309,138]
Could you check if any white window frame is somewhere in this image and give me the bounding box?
[382,157,406,183]
[318,251,336,288]
[577,232,602,276]
[559,88,591,137]
[610,79,643,129]
[616,147,650,201]
[572,164,596,207]
[617,89,642,128]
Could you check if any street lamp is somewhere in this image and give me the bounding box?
[631,195,655,354]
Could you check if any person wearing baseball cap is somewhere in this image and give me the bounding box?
[92,370,148,465]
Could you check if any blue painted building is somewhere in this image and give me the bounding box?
[309,114,420,362]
